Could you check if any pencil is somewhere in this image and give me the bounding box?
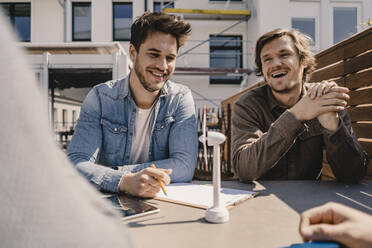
[150,164,168,196]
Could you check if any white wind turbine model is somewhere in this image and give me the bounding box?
[199,106,229,223]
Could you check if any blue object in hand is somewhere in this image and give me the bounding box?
[283,241,340,248]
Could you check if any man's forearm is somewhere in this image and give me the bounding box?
[76,161,125,193]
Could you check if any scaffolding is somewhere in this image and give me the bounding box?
[161,5,252,76]
[163,8,250,20]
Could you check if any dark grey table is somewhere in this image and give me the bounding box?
[125,180,372,248]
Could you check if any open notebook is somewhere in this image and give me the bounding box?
[155,183,257,209]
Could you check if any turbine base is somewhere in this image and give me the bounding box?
[205,206,229,223]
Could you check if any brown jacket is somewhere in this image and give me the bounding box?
[232,83,368,183]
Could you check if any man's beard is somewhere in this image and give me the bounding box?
[134,60,166,93]
[270,84,295,94]
[268,79,300,94]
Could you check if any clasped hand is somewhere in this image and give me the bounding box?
[289,81,349,131]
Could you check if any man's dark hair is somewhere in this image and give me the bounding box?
[130,12,191,52]
[254,28,316,83]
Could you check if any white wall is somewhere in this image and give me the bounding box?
[245,0,372,86]
[363,0,372,25]
[92,0,111,42]
[256,0,290,35]
[32,0,64,42]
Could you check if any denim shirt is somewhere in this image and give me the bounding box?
[67,75,198,193]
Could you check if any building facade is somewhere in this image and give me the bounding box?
[244,0,372,86]
[1,0,371,110]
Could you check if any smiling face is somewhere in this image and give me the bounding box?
[130,31,177,93]
[260,35,305,94]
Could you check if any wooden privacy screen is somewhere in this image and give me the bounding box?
[309,27,372,180]
[221,27,372,180]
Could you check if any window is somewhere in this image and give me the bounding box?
[333,7,357,44]
[72,110,77,127]
[209,35,242,85]
[292,18,315,45]
[72,2,91,41]
[153,2,174,12]
[113,3,132,41]
[0,3,31,42]
[62,109,67,128]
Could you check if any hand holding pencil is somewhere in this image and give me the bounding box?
[118,163,172,198]
[151,164,168,196]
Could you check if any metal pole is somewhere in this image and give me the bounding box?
[42,52,50,123]
[213,143,221,208]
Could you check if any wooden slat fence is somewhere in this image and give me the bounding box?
[309,27,372,180]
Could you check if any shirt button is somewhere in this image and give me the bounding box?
[114,128,118,132]
[130,132,133,135]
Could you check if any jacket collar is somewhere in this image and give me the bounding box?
[159,80,169,97]
[118,75,129,99]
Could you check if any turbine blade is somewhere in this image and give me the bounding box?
[203,106,208,172]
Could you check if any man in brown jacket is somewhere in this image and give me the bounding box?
[232,28,368,183]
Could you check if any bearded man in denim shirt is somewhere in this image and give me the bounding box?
[67,12,197,197]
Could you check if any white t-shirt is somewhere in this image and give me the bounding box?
[129,106,154,164]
